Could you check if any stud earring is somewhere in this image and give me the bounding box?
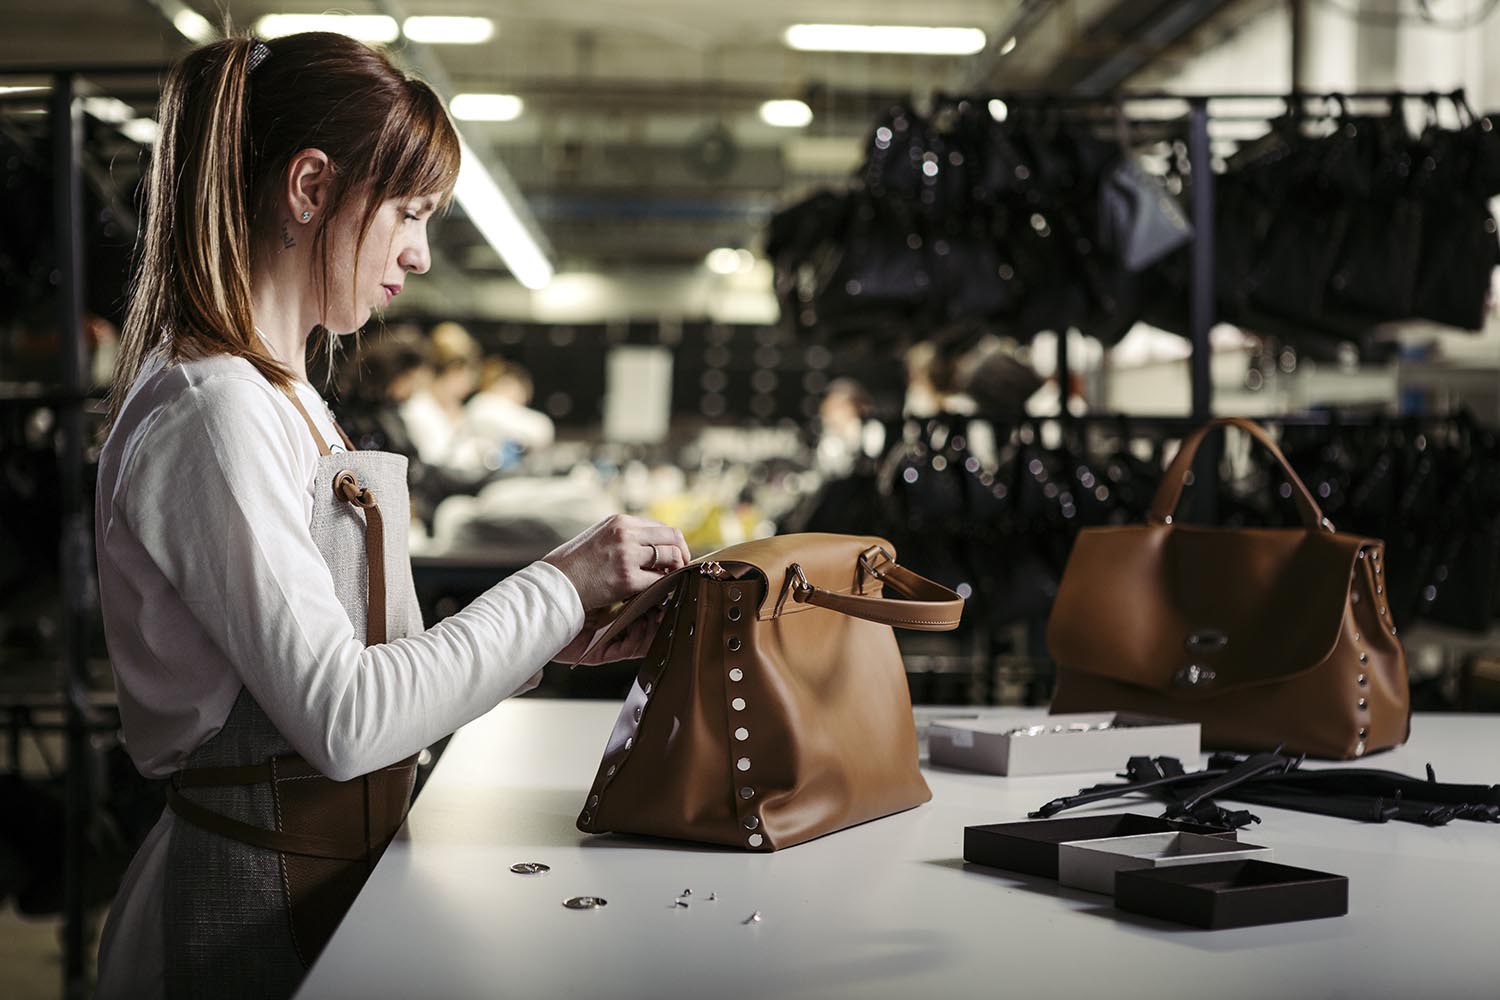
[300,211,312,222]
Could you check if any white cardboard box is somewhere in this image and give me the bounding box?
[927,712,1201,776]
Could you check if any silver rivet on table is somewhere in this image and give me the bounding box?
[673,899,689,909]
[737,757,751,771]
[732,697,746,711]
[735,727,749,741]
[743,815,760,830]
[729,668,743,682]
[510,862,550,875]
[740,786,755,800]
[563,896,607,910]
[743,910,762,924]
[728,607,742,621]
[747,834,764,848]
[730,587,742,601]
[728,636,742,651]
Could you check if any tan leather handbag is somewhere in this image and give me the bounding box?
[576,533,963,851]
[1048,418,1410,760]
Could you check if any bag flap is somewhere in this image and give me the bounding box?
[1046,523,1377,698]
[579,533,894,659]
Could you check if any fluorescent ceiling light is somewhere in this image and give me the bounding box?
[255,14,399,43]
[402,16,494,44]
[1000,35,1018,56]
[121,118,161,145]
[760,99,813,128]
[82,97,135,124]
[988,99,1009,122]
[0,86,46,95]
[172,7,214,43]
[450,93,524,122]
[783,24,986,56]
[454,135,553,290]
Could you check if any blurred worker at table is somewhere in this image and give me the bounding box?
[338,330,484,526]
[401,320,487,476]
[463,356,555,469]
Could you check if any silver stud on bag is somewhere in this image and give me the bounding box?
[606,764,617,777]
[728,607,742,621]
[1357,674,1367,686]
[732,697,746,711]
[634,706,643,722]
[740,786,755,799]
[728,637,742,651]
[747,834,764,848]
[1359,726,1368,739]
[737,757,751,771]
[625,737,634,750]
[730,587,743,602]
[743,815,760,830]
[729,668,744,682]
[735,727,749,740]
[1354,740,1366,756]
[644,682,653,696]
[1357,698,1368,710]
[588,794,599,807]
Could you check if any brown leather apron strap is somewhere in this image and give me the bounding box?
[167,783,369,862]
[280,385,333,457]
[334,470,387,646]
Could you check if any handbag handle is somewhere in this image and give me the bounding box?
[788,558,963,632]
[1148,417,1333,532]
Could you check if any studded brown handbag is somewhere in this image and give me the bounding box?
[575,533,963,851]
[1048,417,1410,760]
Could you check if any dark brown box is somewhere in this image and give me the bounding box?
[1114,859,1349,929]
[963,814,1238,878]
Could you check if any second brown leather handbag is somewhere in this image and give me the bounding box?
[1048,418,1410,760]
[576,533,963,851]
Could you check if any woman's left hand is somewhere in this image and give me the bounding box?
[556,607,662,666]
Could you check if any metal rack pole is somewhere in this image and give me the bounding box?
[51,69,93,1000]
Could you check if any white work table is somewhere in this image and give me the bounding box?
[295,702,1500,999]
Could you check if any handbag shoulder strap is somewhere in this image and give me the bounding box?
[789,560,963,631]
[1149,417,1331,531]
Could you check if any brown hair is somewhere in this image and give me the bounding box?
[108,32,461,427]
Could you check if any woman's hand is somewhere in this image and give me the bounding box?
[543,514,689,612]
[554,608,662,666]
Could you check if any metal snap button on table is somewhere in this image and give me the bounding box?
[563,896,608,910]
[510,862,550,875]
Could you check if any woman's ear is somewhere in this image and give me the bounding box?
[283,148,332,224]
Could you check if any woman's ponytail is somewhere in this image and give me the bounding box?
[109,37,292,428]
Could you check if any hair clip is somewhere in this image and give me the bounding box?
[247,41,272,75]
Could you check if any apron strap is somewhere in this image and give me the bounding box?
[279,384,386,646]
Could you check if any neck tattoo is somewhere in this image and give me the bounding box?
[280,220,296,250]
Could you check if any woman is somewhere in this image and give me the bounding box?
[94,33,686,999]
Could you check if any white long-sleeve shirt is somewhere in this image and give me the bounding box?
[94,352,584,998]
[97,353,584,780]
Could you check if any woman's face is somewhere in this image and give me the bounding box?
[322,194,437,334]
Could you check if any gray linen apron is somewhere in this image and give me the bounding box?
[163,386,424,999]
